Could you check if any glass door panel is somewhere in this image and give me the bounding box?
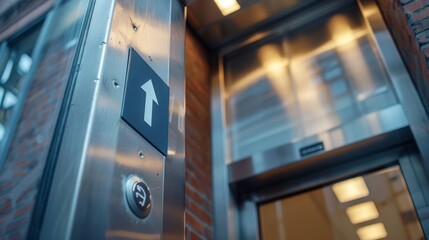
[259,166,424,240]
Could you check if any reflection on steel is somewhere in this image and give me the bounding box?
[358,0,429,176]
[224,4,398,161]
[40,0,185,239]
[229,104,409,184]
[212,0,429,239]
[162,0,186,239]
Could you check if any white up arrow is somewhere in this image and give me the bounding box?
[141,79,158,127]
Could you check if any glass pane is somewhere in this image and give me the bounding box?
[0,26,41,142]
[224,4,398,161]
[259,166,424,240]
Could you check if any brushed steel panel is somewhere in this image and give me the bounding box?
[358,0,429,172]
[229,104,409,184]
[224,4,399,161]
[41,0,185,239]
[162,0,186,239]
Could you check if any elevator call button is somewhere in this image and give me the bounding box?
[121,48,169,156]
[126,176,152,219]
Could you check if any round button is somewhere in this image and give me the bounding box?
[126,176,152,218]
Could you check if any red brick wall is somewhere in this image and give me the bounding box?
[0,34,79,240]
[377,0,429,113]
[185,30,213,240]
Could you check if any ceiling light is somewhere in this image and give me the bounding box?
[332,177,369,203]
[357,223,387,240]
[214,0,241,16]
[346,201,379,224]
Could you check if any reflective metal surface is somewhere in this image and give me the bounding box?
[162,0,186,239]
[211,0,429,239]
[224,4,399,161]
[125,175,153,219]
[229,104,409,184]
[187,0,354,50]
[358,0,429,176]
[40,0,185,239]
[357,0,429,232]
[211,57,240,240]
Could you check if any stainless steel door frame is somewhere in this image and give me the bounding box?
[357,0,429,171]
[238,144,429,239]
[211,0,429,239]
[39,0,185,239]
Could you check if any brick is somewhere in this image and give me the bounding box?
[5,218,28,233]
[0,198,12,216]
[400,0,414,5]
[7,231,21,240]
[411,6,429,22]
[185,30,213,239]
[14,204,33,218]
[186,197,212,225]
[185,183,211,212]
[416,30,429,44]
[403,0,426,13]
[422,43,429,56]
[185,211,205,234]
[0,182,13,195]
[189,230,204,240]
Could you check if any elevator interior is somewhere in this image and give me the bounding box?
[185,0,429,239]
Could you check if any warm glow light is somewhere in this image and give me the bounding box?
[214,0,241,16]
[257,44,291,103]
[332,177,369,203]
[328,14,354,46]
[357,223,388,240]
[346,201,379,224]
[168,149,176,155]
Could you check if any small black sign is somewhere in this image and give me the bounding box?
[300,142,324,157]
[122,48,169,155]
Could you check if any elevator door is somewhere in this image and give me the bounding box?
[259,166,424,240]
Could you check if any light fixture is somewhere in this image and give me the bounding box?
[332,177,369,203]
[214,0,241,16]
[346,201,379,224]
[357,223,387,240]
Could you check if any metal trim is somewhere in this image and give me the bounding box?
[39,1,117,238]
[230,126,413,192]
[228,105,410,185]
[211,53,239,239]
[162,0,186,239]
[250,145,426,239]
[27,0,96,238]
[357,0,429,172]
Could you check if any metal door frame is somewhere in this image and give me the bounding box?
[238,144,429,239]
[211,0,429,239]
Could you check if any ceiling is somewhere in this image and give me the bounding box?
[186,0,320,51]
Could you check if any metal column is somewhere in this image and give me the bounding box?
[39,0,186,239]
